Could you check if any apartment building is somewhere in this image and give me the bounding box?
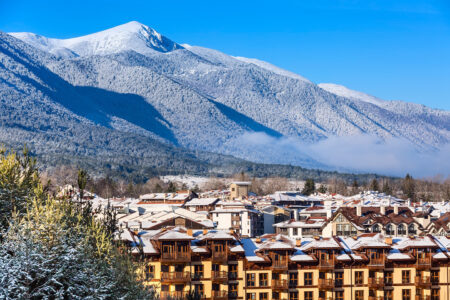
[125,227,450,300]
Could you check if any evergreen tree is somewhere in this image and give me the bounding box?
[402,173,416,201]
[0,147,41,231]
[351,179,359,195]
[167,181,177,193]
[370,179,380,192]
[0,195,154,299]
[77,168,88,202]
[317,184,327,194]
[382,180,392,195]
[301,179,315,196]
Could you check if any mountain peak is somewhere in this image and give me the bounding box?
[10,21,183,57]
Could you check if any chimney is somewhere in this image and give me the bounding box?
[187,229,193,236]
[293,209,299,221]
[380,206,386,215]
[356,205,362,217]
[394,205,399,215]
[203,229,208,235]
[385,237,392,245]
[124,203,130,214]
[326,208,332,219]
[296,239,301,247]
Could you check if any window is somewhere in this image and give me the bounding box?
[402,270,410,284]
[408,223,416,235]
[289,272,298,287]
[246,293,255,300]
[384,290,393,300]
[431,289,440,300]
[260,293,268,300]
[335,291,344,300]
[431,270,439,283]
[385,271,393,284]
[259,273,268,287]
[145,265,154,280]
[229,284,238,298]
[398,224,407,235]
[304,291,313,300]
[194,284,204,297]
[372,224,381,232]
[212,264,220,271]
[293,228,298,236]
[335,272,343,286]
[337,224,343,236]
[402,289,411,300]
[304,272,313,286]
[246,273,255,287]
[355,271,363,285]
[289,292,298,300]
[194,265,203,280]
[229,264,238,280]
[386,224,395,236]
[355,290,364,300]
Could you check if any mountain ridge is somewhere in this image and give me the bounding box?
[2,21,450,176]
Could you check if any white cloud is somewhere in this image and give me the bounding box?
[237,132,450,178]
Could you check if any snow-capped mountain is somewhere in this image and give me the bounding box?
[9,21,182,58]
[3,21,450,175]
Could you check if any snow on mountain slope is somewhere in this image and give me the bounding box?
[9,21,182,58]
[318,83,385,106]
[5,22,450,174]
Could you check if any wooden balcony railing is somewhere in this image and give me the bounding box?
[191,273,203,281]
[272,260,289,270]
[272,279,289,290]
[228,291,239,299]
[368,297,384,300]
[368,257,385,269]
[368,277,384,288]
[417,257,432,269]
[318,278,334,289]
[212,271,228,282]
[160,291,184,300]
[318,259,335,271]
[415,276,432,288]
[161,272,191,283]
[211,290,228,299]
[228,272,238,280]
[415,296,431,300]
[161,252,191,262]
[212,251,228,262]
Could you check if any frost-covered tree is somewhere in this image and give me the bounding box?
[0,147,41,231]
[0,196,155,299]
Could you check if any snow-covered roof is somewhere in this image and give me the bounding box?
[184,197,219,206]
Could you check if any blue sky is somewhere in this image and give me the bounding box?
[1,0,449,110]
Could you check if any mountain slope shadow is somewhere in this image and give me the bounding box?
[75,86,177,144]
[208,99,282,138]
[0,38,177,144]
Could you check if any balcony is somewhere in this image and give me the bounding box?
[211,290,228,300]
[415,276,432,288]
[160,291,184,300]
[272,279,289,290]
[368,257,385,270]
[368,277,384,289]
[369,297,384,300]
[228,291,239,299]
[416,257,432,270]
[272,260,289,271]
[318,297,333,300]
[212,271,228,282]
[318,278,334,290]
[161,252,191,263]
[161,272,191,283]
[318,259,335,271]
[415,296,431,300]
[212,251,228,263]
[191,273,203,281]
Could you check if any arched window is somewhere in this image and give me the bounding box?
[398,224,406,235]
[386,224,395,236]
[408,224,416,235]
[372,224,381,233]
